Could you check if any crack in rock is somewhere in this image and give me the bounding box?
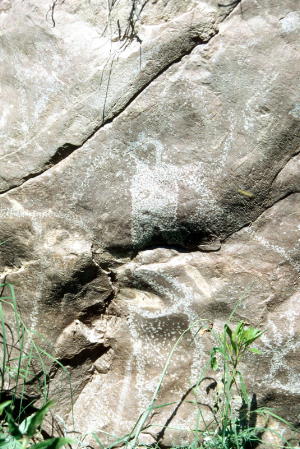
[0,1,242,197]
[223,190,300,242]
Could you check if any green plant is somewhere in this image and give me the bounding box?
[190,321,297,449]
[0,283,71,410]
[206,321,263,448]
[0,283,72,449]
[0,399,71,449]
[1,283,45,405]
[91,320,299,449]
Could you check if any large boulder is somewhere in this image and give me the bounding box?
[0,0,299,445]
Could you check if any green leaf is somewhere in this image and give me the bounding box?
[210,355,218,371]
[20,401,53,438]
[5,410,23,440]
[151,401,177,409]
[255,408,295,429]
[234,321,245,339]
[30,438,73,449]
[105,433,132,449]
[0,434,22,449]
[210,346,220,370]
[92,433,105,449]
[242,327,263,347]
[224,324,237,353]
[0,402,12,416]
[249,347,262,355]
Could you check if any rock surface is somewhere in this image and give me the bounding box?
[0,0,299,445]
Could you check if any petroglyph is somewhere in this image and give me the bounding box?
[261,293,300,395]
[0,205,90,234]
[0,0,299,442]
[130,134,220,247]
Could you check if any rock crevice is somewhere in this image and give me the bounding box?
[0,0,243,196]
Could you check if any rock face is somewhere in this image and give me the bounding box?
[0,0,299,445]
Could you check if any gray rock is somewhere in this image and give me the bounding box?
[68,194,300,444]
[0,0,299,445]
[0,0,222,193]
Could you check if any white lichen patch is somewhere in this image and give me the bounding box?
[280,12,300,33]
[289,103,300,119]
[43,230,90,257]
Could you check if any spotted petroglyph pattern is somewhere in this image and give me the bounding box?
[0,0,300,445]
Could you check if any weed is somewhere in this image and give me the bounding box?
[91,320,299,449]
[1,281,297,449]
[0,399,71,449]
[0,283,72,448]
